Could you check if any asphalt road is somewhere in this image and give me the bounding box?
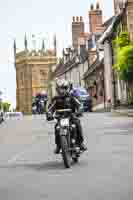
[0,113,133,200]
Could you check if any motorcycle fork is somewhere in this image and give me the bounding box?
[58,127,70,149]
[67,128,71,150]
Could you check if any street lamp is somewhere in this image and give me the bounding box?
[78,71,81,86]
[110,39,117,110]
[75,55,81,87]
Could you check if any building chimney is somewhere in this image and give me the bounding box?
[80,16,83,22]
[96,1,100,10]
[90,3,94,10]
[72,16,84,49]
[89,2,103,33]
[76,16,79,22]
[73,16,75,22]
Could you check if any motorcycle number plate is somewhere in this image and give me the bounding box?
[60,118,69,127]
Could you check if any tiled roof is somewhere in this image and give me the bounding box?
[54,47,88,78]
[54,57,77,77]
[83,58,104,79]
[79,32,91,38]
[102,16,115,28]
[98,10,125,45]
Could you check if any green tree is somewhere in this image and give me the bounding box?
[2,102,11,112]
[115,45,133,81]
[114,45,133,104]
[59,57,64,64]
[114,32,129,49]
[114,32,133,81]
[0,101,2,110]
[114,32,133,104]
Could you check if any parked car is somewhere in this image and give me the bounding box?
[71,87,92,112]
[4,112,23,120]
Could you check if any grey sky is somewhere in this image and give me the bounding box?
[0,0,113,107]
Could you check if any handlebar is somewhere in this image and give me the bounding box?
[53,109,72,119]
[56,109,72,113]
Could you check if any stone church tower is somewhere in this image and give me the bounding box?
[14,35,57,114]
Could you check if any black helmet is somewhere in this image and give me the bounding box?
[56,79,70,96]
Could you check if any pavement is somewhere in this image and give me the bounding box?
[0,113,133,199]
[111,108,133,117]
[93,104,133,117]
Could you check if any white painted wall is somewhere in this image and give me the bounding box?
[117,79,127,103]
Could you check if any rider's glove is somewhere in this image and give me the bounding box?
[46,112,53,121]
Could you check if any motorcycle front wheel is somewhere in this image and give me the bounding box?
[60,135,71,168]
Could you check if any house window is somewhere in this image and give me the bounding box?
[130,24,133,30]
[130,32,133,40]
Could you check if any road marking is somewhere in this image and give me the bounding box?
[7,149,30,164]
[105,129,129,133]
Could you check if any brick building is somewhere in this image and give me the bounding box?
[89,2,103,33]
[72,16,85,49]
[97,0,133,108]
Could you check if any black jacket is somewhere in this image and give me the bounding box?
[48,94,81,114]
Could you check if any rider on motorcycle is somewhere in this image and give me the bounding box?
[46,79,87,154]
[34,92,47,114]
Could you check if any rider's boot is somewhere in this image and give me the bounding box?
[54,145,61,154]
[80,143,87,151]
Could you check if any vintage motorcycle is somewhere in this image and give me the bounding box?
[48,109,83,168]
[32,99,46,115]
[37,99,45,114]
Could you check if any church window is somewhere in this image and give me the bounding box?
[20,72,24,85]
[130,24,133,30]
[40,70,47,81]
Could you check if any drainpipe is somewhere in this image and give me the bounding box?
[110,39,117,110]
[102,68,106,109]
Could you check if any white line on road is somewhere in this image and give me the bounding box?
[104,129,129,133]
[7,149,31,164]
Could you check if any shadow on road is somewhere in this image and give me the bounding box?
[0,158,88,171]
[0,161,65,171]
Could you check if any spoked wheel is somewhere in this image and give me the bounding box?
[60,135,71,168]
